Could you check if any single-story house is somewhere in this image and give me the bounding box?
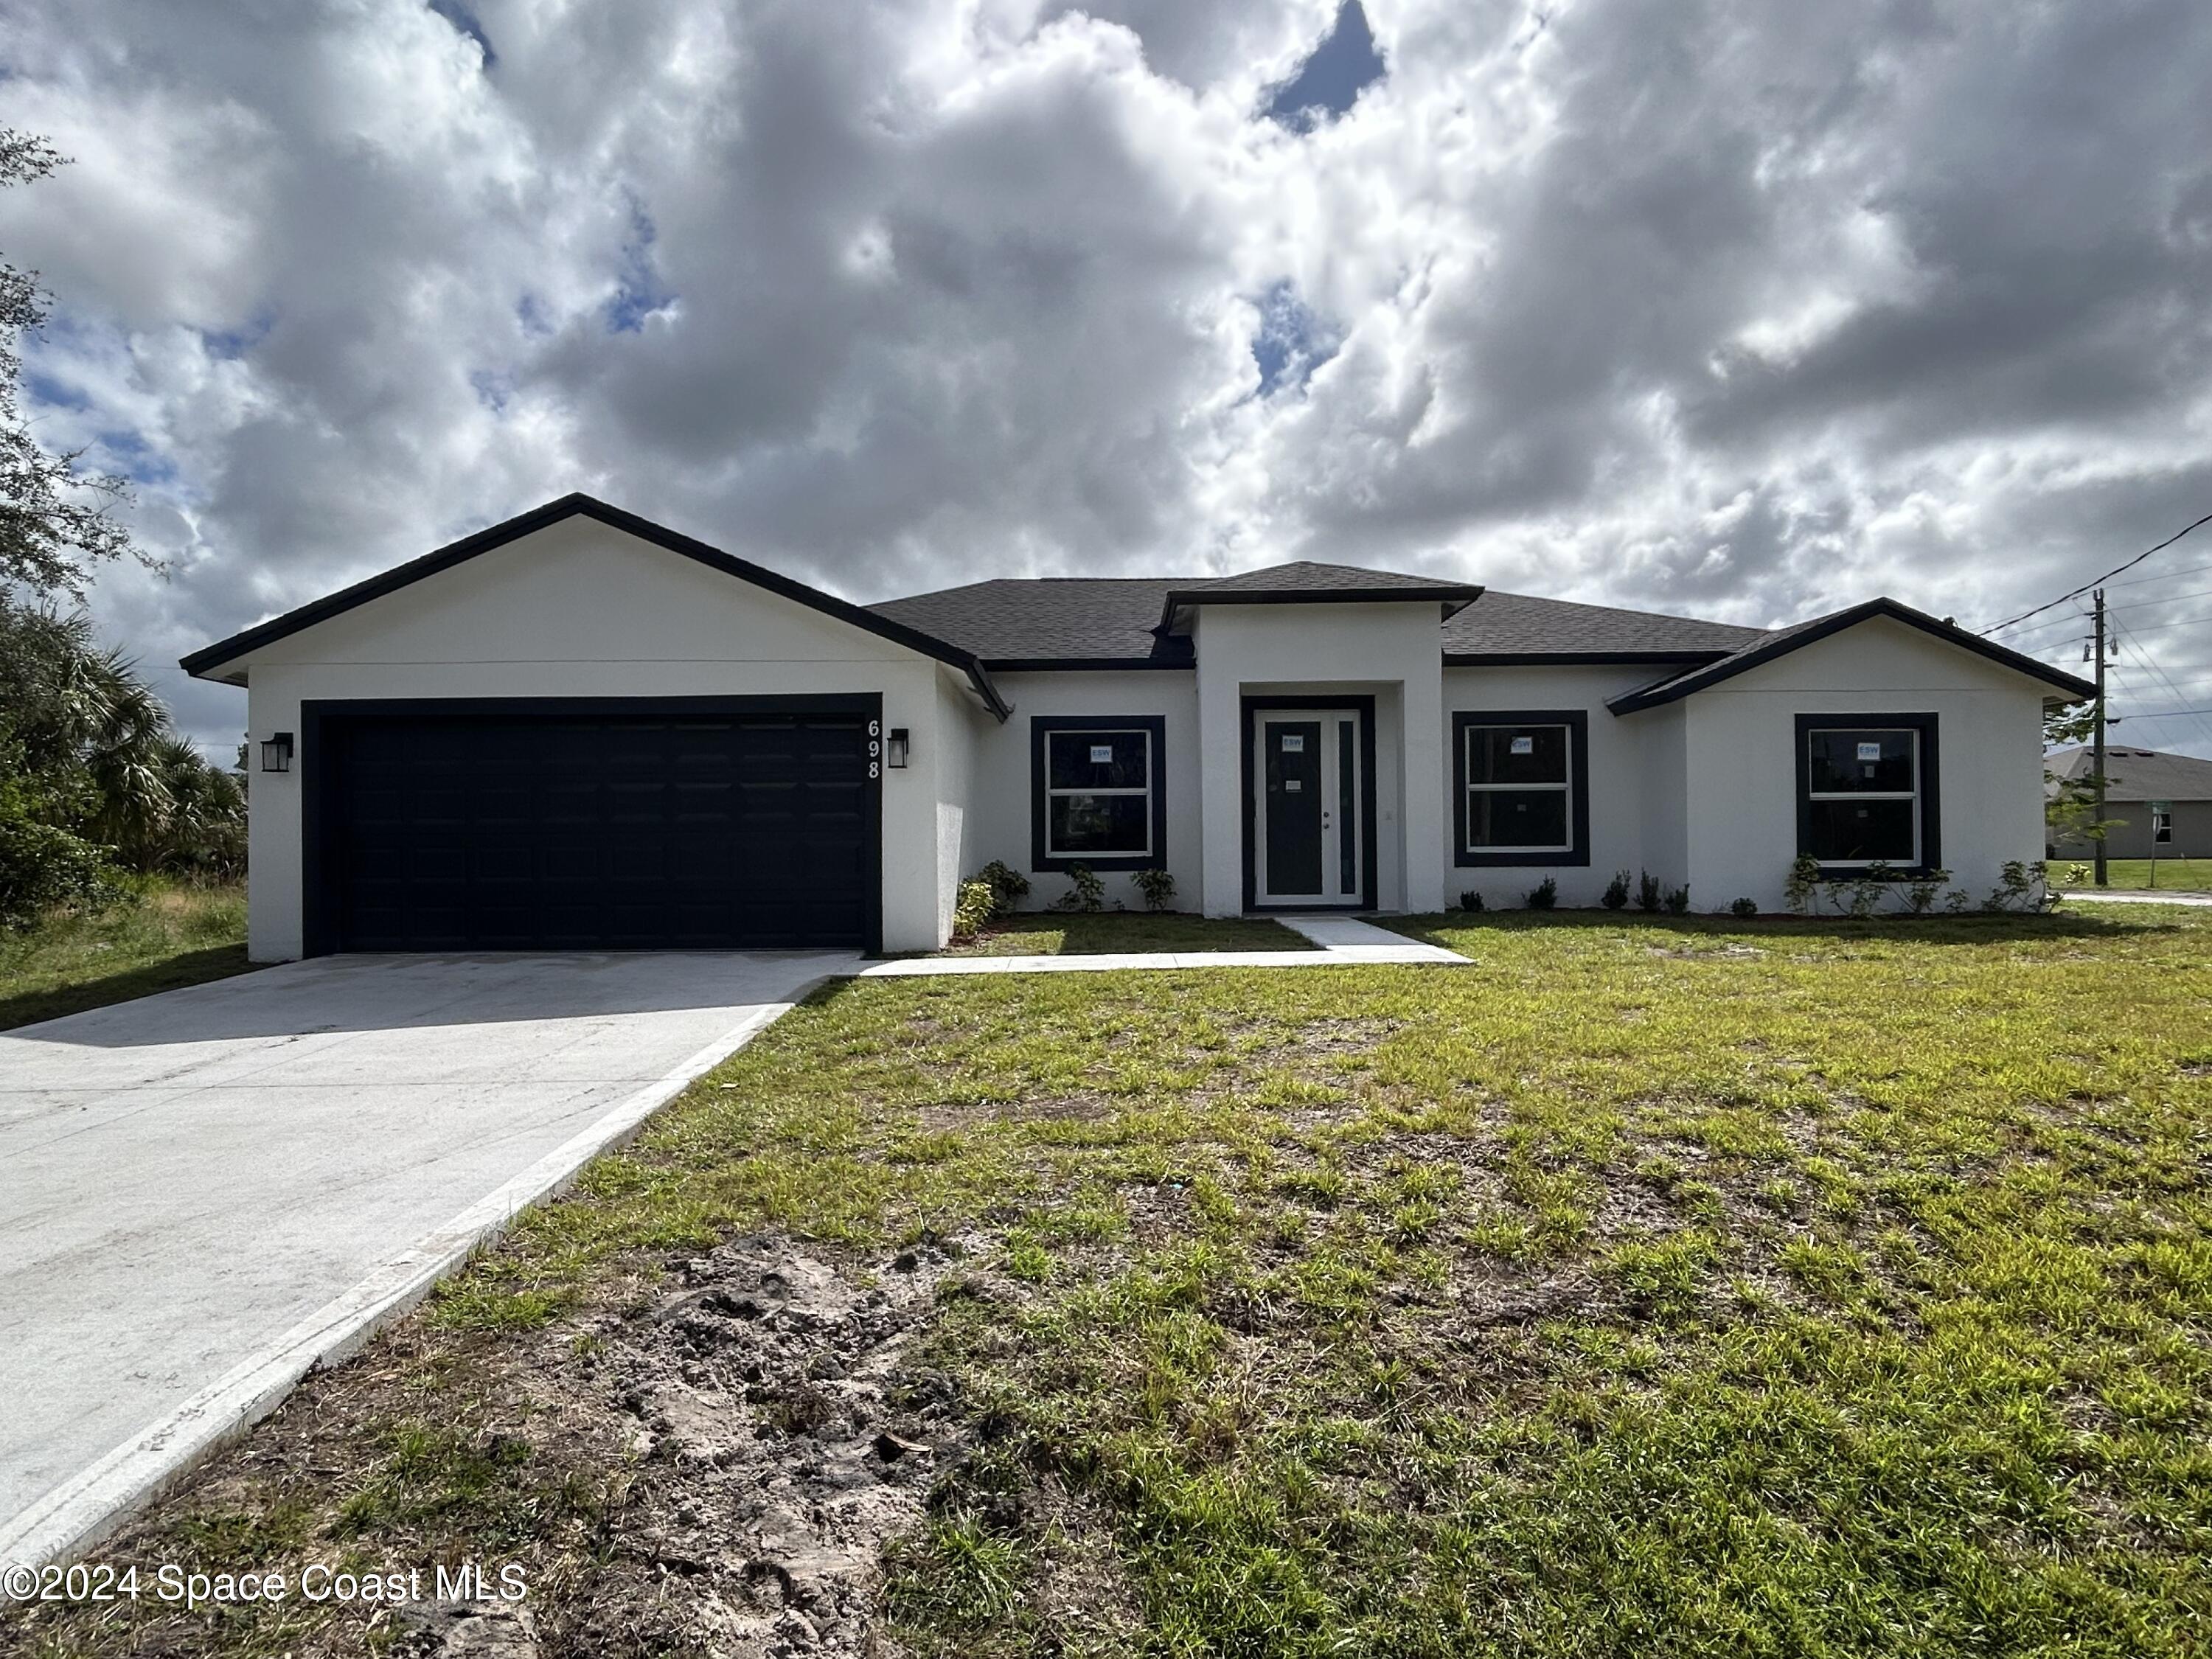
[2047,745,2212,860]
[183,494,2095,959]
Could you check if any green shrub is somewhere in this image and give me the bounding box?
[1636,869,1662,912]
[1526,876,1558,910]
[0,764,114,931]
[1054,863,1105,913]
[1601,870,1630,910]
[952,878,995,939]
[975,860,1029,916]
[1457,890,1485,913]
[1728,896,1758,917]
[1133,867,1175,911]
[1784,854,1821,915]
[1663,883,1691,914]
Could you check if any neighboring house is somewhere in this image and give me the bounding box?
[183,495,2094,959]
[2047,745,2212,860]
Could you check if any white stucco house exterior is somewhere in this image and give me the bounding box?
[182,495,2094,960]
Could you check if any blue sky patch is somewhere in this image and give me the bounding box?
[428,0,496,69]
[605,198,676,334]
[1251,279,1339,397]
[97,426,177,487]
[1263,2,1385,133]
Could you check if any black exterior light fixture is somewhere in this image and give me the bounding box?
[886,728,911,768]
[260,731,295,773]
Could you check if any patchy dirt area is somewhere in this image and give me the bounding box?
[570,1236,968,1657]
[6,1234,979,1659]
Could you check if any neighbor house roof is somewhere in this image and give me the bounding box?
[1607,597,2098,712]
[2046,745,2212,801]
[180,493,1013,718]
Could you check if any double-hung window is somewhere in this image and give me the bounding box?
[2152,805,2173,846]
[1029,715,1167,871]
[1795,713,1940,873]
[1453,710,1590,866]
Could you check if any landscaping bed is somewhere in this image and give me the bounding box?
[14,908,2210,1658]
[933,910,1310,957]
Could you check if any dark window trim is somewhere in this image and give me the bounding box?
[300,694,884,959]
[1794,712,1941,878]
[1452,709,1592,868]
[1239,695,1379,912]
[1029,714,1169,873]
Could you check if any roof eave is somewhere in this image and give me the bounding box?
[180,493,1012,722]
[1156,583,1485,636]
[1605,598,2100,714]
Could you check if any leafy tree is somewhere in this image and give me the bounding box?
[0,131,239,925]
[1,129,145,599]
[2044,702,2121,850]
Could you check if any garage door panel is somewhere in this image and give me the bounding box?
[319,706,877,951]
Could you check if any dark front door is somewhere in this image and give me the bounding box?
[1252,706,1368,907]
[1264,720,1325,896]
[312,704,877,953]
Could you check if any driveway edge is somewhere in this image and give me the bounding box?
[0,981,832,1572]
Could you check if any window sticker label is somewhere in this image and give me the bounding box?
[1089,744,1114,763]
[1285,779,1303,791]
[1510,735,1534,755]
[1281,733,1304,752]
[1856,741,1882,762]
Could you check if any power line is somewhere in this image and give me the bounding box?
[2105,557,2212,591]
[2112,706,2212,722]
[1980,509,2212,633]
[2113,630,2212,748]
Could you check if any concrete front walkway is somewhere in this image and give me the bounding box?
[0,950,852,1565]
[859,914,1467,977]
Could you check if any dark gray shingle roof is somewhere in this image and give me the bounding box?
[869,571,1758,667]
[1442,591,1767,661]
[868,578,1189,665]
[1190,560,1475,596]
[2047,745,2212,801]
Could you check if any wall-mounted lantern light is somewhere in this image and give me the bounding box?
[260,732,295,773]
[886,728,911,769]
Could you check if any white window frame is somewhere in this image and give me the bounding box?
[1463,721,1574,855]
[2152,806,2173,845]
[1043,727,1155,861]
[1804,726,1921,867]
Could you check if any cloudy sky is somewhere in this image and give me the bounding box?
[4,0,2211,757]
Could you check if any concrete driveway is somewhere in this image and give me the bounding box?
[0,950,854,1557]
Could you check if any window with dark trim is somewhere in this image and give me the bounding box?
[1029,715,1168,872]
[1453,709,1590,867]
[1795,712,1941,874]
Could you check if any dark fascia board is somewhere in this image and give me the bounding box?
[985,657,1197,672]
[1157,582,1484,637]
[1444,650,1732,669]
[1605,598,2098,714]
[179,492,1012,721]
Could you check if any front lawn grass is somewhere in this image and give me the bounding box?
[937,909,1310,956]
[22,908,2211,1658]
[0,880,248,1030]
[2073,857,2212,892]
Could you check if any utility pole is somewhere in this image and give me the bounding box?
[2093,586,2109,889]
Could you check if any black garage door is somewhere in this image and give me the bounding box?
[308,700,880,953]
